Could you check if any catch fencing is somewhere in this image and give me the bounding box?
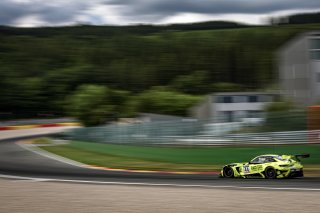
[64,119,320,146]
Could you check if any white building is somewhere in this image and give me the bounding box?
[191,92,277,122]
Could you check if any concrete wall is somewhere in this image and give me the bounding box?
[190,96,213,121]
[278,35,310,106]
[278,32,320,106]
[310,62,320,104]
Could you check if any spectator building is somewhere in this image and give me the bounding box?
[190,92,277,122]
[278,31,320,106]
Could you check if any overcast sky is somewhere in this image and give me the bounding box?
[2,0,320,27]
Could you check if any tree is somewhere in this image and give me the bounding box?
[135,87,203,116]
[262,101,306,131]
[211,82,244,92]
[265,100,294,112]
[170,71,211,94]
[66,85,122,126]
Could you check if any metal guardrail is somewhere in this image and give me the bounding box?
[165,130,320,146]
[66,124,320,146]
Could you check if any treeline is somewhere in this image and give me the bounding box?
[270,12,320,25]
[0,21,250,37]
[1,22,320,121]
[66,85,202,126]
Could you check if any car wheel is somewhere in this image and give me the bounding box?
[223,166,234,178]
[265,167,276,179]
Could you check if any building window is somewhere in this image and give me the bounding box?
[247,110,263,118]
[215,94,273,103]
[258,95,272,102]
[249,95,257,102]
[310,50,320,60]
[309,38,320,49]
[223,111,233,122]
[223,96,232,103]
[234,111,246,122]
[309,38,320,60]
[233,95,247,103]
[217,111,234,122]
[215,96,232,103]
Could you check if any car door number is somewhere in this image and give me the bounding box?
[243,165,250,173]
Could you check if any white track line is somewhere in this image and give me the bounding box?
[16,142,89,169]
[16,141,219,175]
[0,174,320,191]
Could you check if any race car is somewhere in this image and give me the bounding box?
[220,154,310,179]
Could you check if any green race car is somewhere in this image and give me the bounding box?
[220,154,310,179]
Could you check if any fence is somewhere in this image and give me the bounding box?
[66,120,204,144]
[64,118,320,146]
[169,130,320,146]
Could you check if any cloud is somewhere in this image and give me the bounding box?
[0,0,91,26]
[104,0,320,14]
[99,0,320,25]
[1,0,320,27]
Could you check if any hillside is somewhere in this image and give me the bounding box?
[0,23,320,118]
[0,21,250,37]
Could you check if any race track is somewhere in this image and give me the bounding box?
[1,132,320,191]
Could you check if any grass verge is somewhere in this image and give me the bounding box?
[31,138,53,145]
[38,140,320,173]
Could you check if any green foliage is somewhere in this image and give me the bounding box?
[270,12,320,25]
[170,71,212,94]
[0,21,250,38]
[135,87,203,116]
[265,101,294,112]
[1,23,320,118]
[211,82,245,92]
[262,110,307,132]
[66,85,129,126]
[262,101,305,131]
[66,85,200,125]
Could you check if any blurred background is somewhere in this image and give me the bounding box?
[1,12,320,128]
[1,1,320,165]
[2,3,320,213]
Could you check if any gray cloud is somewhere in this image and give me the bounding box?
[1,0,320,26]
[0,0,90,25]
[106,0,320,16]
[99,0,320,24]
[36,2,89,23]
[0,0,31,25]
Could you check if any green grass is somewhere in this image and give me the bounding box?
[31,138,52,145]
[41,140,320,172]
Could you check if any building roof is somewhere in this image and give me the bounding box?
[278,31,320,54]
[211,92,278,96]
[137,113,189,122]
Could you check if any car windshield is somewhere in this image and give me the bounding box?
[250,156,266,164]
[274,156,285,161]
[250,156,276,164]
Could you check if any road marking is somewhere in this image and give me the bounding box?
[0,123,81,131]
[0,174,320,191]
[16,142,89,168]
[12,178,50,183]
[16,141,219,175]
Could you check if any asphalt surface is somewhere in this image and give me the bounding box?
[1,135,320,190]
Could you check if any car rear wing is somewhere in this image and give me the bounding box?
[294,154,310,159]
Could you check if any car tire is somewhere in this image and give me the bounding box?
[264,167,276,179]
[223,166,234,178]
